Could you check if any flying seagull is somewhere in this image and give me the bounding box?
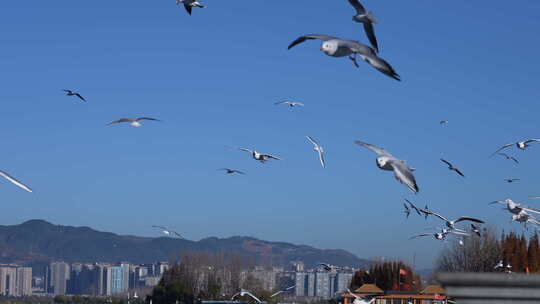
[410,228,468,241]
[106,117,160,127]
[347,0,379,53]
[504,178,520,183]
[274,100,304,107]
[490,199,540,215]
[63,89,86,102]
[355,141,418,193]
[288,35,400,81]
[0,170,32,193]
[239,148,281,163]
[176,0,205,15]
[440,159,465,177]
[491,139,540,156]
[270,285,295,298]
[151,225,183,238]
[317,263,342,271]
[306,136,325,168]
[497,153,519,164]
[471,224,481,237]
[231,289,262,304]
[218,168,245,175]
[424,210,484,230]
[440,120,449,126]
[403,203,411,218]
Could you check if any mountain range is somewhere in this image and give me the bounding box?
[0,220,369,272]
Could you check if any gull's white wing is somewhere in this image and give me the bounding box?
[0,170,32,193]
[152,225,168,230]
[263,154,281,160]
[354,140,394,157]
[409,234,432,239]
[521,205,540,215]
[347,289,359,299]
[274,101,290,105]
[525,139,540,144]
[245,291,262,304]
[238,148,253,153]
[390,160,419,193]
[270,291,283,298]
[318,150,326,168]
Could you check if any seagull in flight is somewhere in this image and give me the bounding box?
[504,178,520,183]
[231,289,262,304]
[423,210,484,230]
[239,148,281,163]
[218,168,245,175]
[490,199,540,215]
[0,170,32,193]
[440,120,449,126]
[176,0,205,15]
[274,100,304,108]
[355,141,418,193]
[347,0,379,53]
[346,289,375,304]
[511,210,540,226]
[270,286,295,298]
[317,263,342,271]
[497,153,519,164]
[410,228,468,241]
[306,136,325,168]
[151,225,183,238]
[63,89,86,102]
[106,117,160,127]
[440,159,465,177]
[288,35,400,80]
[471,224,481,237]
[491,139,540,156]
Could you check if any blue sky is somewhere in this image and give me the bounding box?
[1,0,539,269]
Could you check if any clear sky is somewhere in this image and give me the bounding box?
[1,0,539,269]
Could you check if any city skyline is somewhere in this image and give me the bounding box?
[0,0,539,271]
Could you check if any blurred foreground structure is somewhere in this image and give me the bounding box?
[437,272,540,304]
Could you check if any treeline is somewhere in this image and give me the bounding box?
[437,228,540,273]
[350,260,421,292]
[151,252,271,304]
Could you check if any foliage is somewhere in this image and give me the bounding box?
[436,228,540,273]
[350,260,421,292]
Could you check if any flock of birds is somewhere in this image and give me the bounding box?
[1,2,538,301]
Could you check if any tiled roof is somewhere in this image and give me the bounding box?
[353,284,384,294]
[421,285,446,294]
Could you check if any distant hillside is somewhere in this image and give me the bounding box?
[0,220,369,270]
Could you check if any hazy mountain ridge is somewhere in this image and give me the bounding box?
[0,220,369,269]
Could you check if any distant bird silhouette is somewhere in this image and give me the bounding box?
[63,89,86,102]
[177,0,205,15]
[274,100,304,108]
[218,168,245,175]
[440,159,465,177]
[491,139,540,156]
[504,178,520,183]
[440,120,449,126]
[152,225,183,238]
[106,117,160,127]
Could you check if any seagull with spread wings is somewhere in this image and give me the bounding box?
[424,210,484,231]
[239,148,281,163]
[306,136,325,168]
[176,0,205,15]
[347,0,379,53]
[440,120,449,126]
[274,100,304,108]
[355,141,418,193]
[288,35,400,80]
[231,289,262,304]
[404,199,421,216]
[106,117,160,127]
[218,168,245,175]
[490,199,540,215]
[152,225,183,238]
[491,139,540,156]
[504,178,520,183]
[0,170,32,193]
[440,159,465,177]
[270,285,295,298]
[63,89,86,102]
